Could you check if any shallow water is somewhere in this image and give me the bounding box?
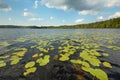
[0,29,120,80]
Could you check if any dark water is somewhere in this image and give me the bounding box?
[0,28,120,80]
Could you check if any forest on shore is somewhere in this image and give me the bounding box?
[0,17,120,28]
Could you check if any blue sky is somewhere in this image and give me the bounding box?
[0,0,120,26]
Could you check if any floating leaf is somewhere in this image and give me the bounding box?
[30,45,37,48]
[14,38,27,42]
[24,67,37,76]
[103,62,112,68]
[80,50,101,66]
[70,59,82,64]
[32,54,39,58]
[82,61,90,68]
[0,41,10,46]
[10,56,21,65]
[107,46,120,50]
[10,59,20,65]
[95,69,108,80]
[36,55,50,66]
[81,67,108,80]
[0,60,6,68]
[103,53,109,57]
[0,55,9,59]
[16,51,26,57]
[59,54,70,61]
[25,61,35,68]
[39,53,43,56]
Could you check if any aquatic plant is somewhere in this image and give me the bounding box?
[25,61,35,68]
[14,37,28,42]
[10,56,22,65]
[0,41,10,46]
[32,53,39,58]
[0,31,117,80]
[103,62,112,68]
[24,67,37,76]
[0,60,6,68]
[36,55,50,66]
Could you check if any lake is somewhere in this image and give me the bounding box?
[0,29,120,80]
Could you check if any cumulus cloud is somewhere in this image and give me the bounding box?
[28,18,43,21]
[97,16,104,20]
[109,12,120,19]
[34,0,39,8]
[75,18,84,23]
[78,10,98,15]
[41,0,120,15]
[23,8,33,17]
[0,0,12,11]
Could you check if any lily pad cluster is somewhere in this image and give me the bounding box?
[24,61,36,76]
[0,31,120,80]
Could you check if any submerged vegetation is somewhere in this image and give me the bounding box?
[0,31,120,80]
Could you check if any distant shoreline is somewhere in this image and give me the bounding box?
[0,17,120,28]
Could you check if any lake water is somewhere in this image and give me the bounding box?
[0,29,120,80]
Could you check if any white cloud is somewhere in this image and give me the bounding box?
[78,10,98,15]
[106,0,120,7]
[41,0,120,15]
[28,18,43,21]
[8,17,12,21]
[109,12,120,19]
[0,0,12,11]
[34,0,39,8]
[23,9,33,17]
[75,18,84,23]
[50,16,54,20]
[97,16,104,20]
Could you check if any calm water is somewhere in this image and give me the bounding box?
[0,28,120,80]
[0,28,120,42]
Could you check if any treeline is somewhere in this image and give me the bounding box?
[0,25,39,28]
[43,17,120,28]
[0,17,120,28]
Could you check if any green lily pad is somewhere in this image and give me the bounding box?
[36,55,50,66]
[103,62,112,68]
[0,60,6,68]
[0,41,10,46]
[25,61,35,68]
[24,67,37,76]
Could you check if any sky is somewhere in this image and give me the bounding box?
[0,0,120,26]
